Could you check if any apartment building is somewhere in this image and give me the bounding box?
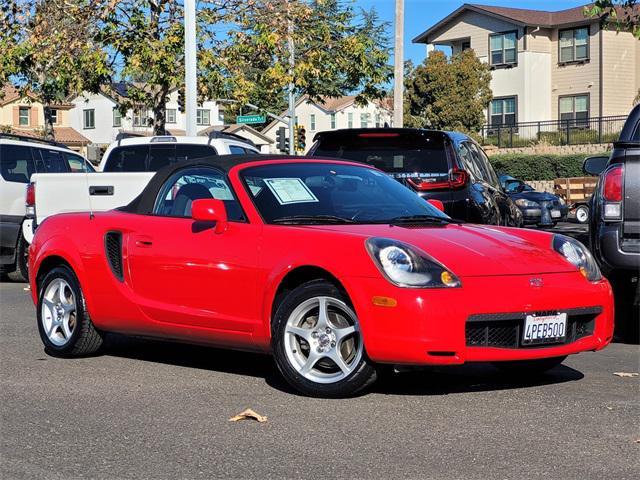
[69,82,223,158]
[0,85,90,154]
[261,95,393,153]
[413,3,639,127]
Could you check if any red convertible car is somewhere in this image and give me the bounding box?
[29,156,614,397]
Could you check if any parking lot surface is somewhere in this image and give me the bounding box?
[1,279,638,480]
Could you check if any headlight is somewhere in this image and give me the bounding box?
[366,237,460,288]
[515,198,539,208]
[557,197,566,205]
[552,234,602,282]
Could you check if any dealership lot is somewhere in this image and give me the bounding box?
[1,274,638,480]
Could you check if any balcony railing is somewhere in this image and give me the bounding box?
[479,115,627,149]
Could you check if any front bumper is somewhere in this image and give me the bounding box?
[519,205,568,226]
[345,272,614,365]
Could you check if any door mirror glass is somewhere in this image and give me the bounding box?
[583,156,609,176]
[191,199,228,233]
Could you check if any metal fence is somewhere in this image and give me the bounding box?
[479,115,627,149]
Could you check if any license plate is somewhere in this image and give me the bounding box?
[551,209,561,218]
[522,313,567,345]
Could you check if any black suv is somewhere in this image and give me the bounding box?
[583,105,639,341]
[309,128,522,226]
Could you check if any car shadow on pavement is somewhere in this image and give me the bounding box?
[100,333,584,397]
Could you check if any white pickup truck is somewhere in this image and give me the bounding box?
[27,133,261,228]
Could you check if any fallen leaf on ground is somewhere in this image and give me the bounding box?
[613,372,639,378]
[229,408,267,423]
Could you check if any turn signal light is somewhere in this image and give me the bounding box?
[372,296,397,307]
[603,165,623,202]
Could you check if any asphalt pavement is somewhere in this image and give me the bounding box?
[1,278,638,480]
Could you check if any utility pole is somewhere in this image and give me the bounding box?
[287,3,296,155]
[184,0,197,136]
[393,0,404,128]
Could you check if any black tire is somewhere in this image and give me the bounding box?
[575,205,589,224]
[492,355,567,376]
[272,279,377,397]
[37,265,104,357]
[6,235,28,282]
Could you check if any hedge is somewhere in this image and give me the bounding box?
[487,152,609,181]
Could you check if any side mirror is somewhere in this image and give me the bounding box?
[191,199,228,234]
[427,199,445,212]
[583,155,609,176]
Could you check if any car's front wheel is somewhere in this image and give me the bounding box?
[492,355,567,375]
[37,266,104,357]
[272,280,376,397]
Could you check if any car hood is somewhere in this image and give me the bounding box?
[308,224,575,277]
[509,191,560,203]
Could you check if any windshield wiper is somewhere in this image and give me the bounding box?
[271,215,356,225]
[384,214,457,225]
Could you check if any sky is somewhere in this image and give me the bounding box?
[355,0,588,65]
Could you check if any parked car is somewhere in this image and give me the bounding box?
[25,132,260,234]
[0,133,95,281]
[499,175,568,226]
[308,128,523,227]
[30,155,613,397]
[584,105,640,341]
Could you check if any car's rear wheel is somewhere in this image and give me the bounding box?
[575,205,589,224]
[37,266,103,357]
[492,355,567,375]
[272,280,376,397]
[6,235,28,282]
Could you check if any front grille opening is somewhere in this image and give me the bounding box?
[104,231,123,281]
[465,308,600,349]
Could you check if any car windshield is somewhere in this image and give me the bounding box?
[240,162,450,224]
[311,132,450,184]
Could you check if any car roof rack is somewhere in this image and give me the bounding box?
[0,132,68,148]
[207,130,256,148]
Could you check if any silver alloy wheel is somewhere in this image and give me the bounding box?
[284,296,363,384]
[576,206,589,223]
[41,278,77,347]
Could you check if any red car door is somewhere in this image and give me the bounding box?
[126,167,262,334]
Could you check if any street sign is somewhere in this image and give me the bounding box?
[236,114,266,125]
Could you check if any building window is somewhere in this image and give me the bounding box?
[83,109,95,129]
[218,111,225,123]
[559,27,589,63]
[330,113,336,129]
[196,109,210,126]
[133,109,148,127]
[461,40,471,51]
[310,114,316,131]
[113,108,122,127]
[490,97,516,126]
[18,107,30,126]
[375,113,381,128]
[49,109,58,125]
[489,31,517,66]
[559,94,589,126]
[348,112,353,129]
[360,113,370,128]
[166,108,177,124]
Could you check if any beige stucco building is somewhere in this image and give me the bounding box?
[0,85,90,154]
[413,3,639,127]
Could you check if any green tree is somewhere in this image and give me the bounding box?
[210,0,391,117]
[404,49,492,135]
[6,0,110,140]
[0,0,22,92]
[585,1,640,38]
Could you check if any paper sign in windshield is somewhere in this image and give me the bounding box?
[264,178,319,205]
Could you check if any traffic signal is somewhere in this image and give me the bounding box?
[276,126,289,153]
[177,88,185,113]
[296,125,306,152]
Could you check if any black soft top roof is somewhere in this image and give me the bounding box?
[118,154,348,215]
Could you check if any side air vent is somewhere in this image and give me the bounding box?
[104,231,124,281]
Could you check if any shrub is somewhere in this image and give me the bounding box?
[488,152,610,181]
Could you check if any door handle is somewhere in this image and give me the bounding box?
[135,236,153,247]
[89,185,114,196]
